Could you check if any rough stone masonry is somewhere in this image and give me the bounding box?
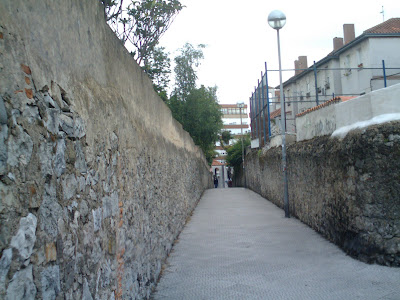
[240,122,400,267]
[0,0,212,299]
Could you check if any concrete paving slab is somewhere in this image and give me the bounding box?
[152,188,400,300]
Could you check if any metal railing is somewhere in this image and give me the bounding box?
[249,60,400,147]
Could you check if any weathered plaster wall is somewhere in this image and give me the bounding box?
[0,0,211,299]
[296,104,337,142]
[240,122,400,266]
[296,83,400,142]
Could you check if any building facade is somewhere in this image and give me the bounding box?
[212,104,249,187]
[250,18,400,144]
[214,104,249,163]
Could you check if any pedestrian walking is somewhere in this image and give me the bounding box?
[214,176,218,188]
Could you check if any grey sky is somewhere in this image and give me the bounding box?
[159,0,400,105]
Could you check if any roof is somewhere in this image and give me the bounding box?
[364,18,400,34]
[270,108,292,119]
[296,96,357,117]
[278,18,400,89]
[212,160,225,166]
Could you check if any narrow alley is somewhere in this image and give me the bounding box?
[152,188,400,300]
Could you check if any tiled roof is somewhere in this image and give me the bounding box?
[364,18,400,34]
[212,160,225,166]
[269,108,292,119]
[296,96,357,117]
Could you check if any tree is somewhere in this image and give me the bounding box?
[101,0,183,66]
[167,43,222,164]
[141,46,171,101]
[168,86,223,164]
[226,135,250,174]
[219,130,232,150]
[172,43,205,100]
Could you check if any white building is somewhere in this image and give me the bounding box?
[212,104,249,187]
[214,104,249,163]
[282,18,400,117]
[251,18,400,142]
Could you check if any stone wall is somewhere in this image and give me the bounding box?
[239,121,400,266]
[0,0,212,299]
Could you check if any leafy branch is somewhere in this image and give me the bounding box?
[102,0,183,66]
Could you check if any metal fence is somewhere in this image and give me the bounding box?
[250,60,400,147]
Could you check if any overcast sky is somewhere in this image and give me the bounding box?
[158,0,400,106]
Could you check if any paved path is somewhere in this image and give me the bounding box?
[152,188,400,300]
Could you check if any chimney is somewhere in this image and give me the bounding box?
[294,60,300,75]
[298,56,308,72]
[343,24,355,44]
[333,37,344,52]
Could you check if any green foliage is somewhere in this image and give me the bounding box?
[141,46,171,99]
[101,0,182,100]
[167,42,222,164]
[101,0,124,22]
[168,86,223,164]
[172,43,205,100]
[226,135,250,173]
[102,0,183,65]
[220,131,232,149]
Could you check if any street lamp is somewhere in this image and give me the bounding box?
[268,10,289,218]
[237,102,246,188]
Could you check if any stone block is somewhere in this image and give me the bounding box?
[6,125,33,166]
[74,141,87,174]
[62,174,77,201]
[0,248,12,294]
[92,208,102,232]
[45,242,57,262]
[6,265,36,300]
[82,278,93,300]
[10,213,37,260]
[39,141,54,177]
[0,125,8,175]
[41,265,60,300]
[54,138,66,177]
[0,96,8,124]
[59,114,74,137]
[102,193,118,219]
[39,184,63,238]
[44,108,60,135]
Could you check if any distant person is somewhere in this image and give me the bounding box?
[214,176,218,188]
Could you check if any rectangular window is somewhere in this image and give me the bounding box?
[345,54,351,68]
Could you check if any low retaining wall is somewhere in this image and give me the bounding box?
[0,0,212,299]
[241,121,400,266]
[296,83,400,142]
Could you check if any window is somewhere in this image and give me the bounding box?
[357,48,363,68]
[357,48,362,65]
[344,54,352,75]
[345,55,351,68]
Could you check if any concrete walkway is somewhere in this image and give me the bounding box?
[152,188,400,300]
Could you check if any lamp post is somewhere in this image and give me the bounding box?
[237,102,246,188]
[268,10,289,218]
